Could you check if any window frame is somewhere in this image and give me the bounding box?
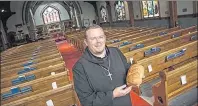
[114,1,127,21]
[100,6,108,23]
[42,6,61,25]
[140,1,161,19]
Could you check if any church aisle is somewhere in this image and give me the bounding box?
[56,40,151,106]
[56,40,82,81]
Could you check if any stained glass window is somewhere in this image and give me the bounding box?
[43,6,60,24]
[115,1,126,21]
[142,0,159,18]
[100,6,107,22]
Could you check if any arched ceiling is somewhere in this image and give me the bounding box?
[22,1,82,25]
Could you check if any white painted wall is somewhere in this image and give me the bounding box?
[159,1,169,17]
[34,2,70,26]
[7,1,29,34]
[133,1,142,19]
[79,1,96,26]
[110,1,116,21]
[177,1,193,15]
[124,1,130,20]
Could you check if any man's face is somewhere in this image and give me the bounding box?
[85,28,106,55]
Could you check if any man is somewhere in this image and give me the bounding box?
[73,25,132,106]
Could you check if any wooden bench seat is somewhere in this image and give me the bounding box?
[1,50,60,64]
[1,51,61,66]
[66,27,154,50]
[1,45,58,60]
[124,31,197,63]
[1,53,62,70]
[119,25,197,53]
[152,59,197,106]
[1,71,70,104]
[107,27,167,46]
[2,84,77,106]
[131,41,197,95]
[138,41,197,83]
[1,62,67,88]
[1,42,57,57]
[1,57,64,78]
[106,27,153,41]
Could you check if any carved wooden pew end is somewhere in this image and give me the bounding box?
[152,60,197,106]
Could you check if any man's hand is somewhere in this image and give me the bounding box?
[113,84,132,98]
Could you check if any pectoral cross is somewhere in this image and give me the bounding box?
[107,72,112,80]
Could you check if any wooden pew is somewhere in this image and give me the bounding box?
[119,25,197,52]
[1,62,66,88]
[1,39,55,56]
[2,84,77,106]
[1,49,60,64]
[106,27,154,40]
[152,59,197,106]
[1,53,61,70]
[1,71,70,104]
[1,57,64,78]
[132,41,197,95]
[66,27,154,51]
[1,41,56,57]
[1,51,61,66]
[1,45,58,60]
[124,31,197,63]
[107,27,167,46]
[138,41,197,83]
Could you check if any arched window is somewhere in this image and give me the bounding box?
[100,6,107,22]
[115,1,126,21]
[142,1,159,18]
[42,6,60,24]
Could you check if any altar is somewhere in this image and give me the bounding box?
[36,20,73,41]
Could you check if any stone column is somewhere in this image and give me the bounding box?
[0,19,8,50]
[29,8,37,40]
[74,8,80,28]
[127,1,135,27]
[169,1,178,28]
[106,2,112,27]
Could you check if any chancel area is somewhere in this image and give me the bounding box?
[0,1,198,106]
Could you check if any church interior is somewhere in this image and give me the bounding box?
[0,1,197,106]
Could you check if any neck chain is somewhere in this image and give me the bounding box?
[99,58,112,81]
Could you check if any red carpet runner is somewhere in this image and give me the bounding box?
[56,40,151,106]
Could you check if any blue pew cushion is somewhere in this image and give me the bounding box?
[11,87,21,95]
[166,48,186,61]
[191,35,197,41]
[30,57,35,60]
[20,86,32,93]
[129,44,144,51]
[12,75,26,85]
[32,53,37,56]
[118,41,132,47]
[159,32,167,36]
[12,78,21,85]
[2,86,33,100]
[26,74,36,81]
[24,66,35,71]
[2,92,12,100]
[144,47,161,56]
[22,61,33,67]
[18,67,36,74]
[111,39,120,43]
[172,32,181,38]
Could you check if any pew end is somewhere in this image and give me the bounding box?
[152,71,168,106]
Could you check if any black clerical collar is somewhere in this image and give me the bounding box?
[87,46,109,60]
